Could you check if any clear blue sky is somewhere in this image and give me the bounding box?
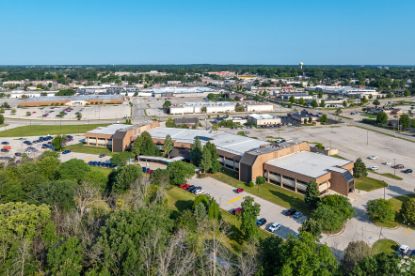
[0,0,414,65]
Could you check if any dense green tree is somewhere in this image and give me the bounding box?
[163,100,172,110]
[376,111,388,125]
[52,135,66,151]
[311,99,318,108]
[319,114,328,124]
[279,232,338,276]
[240,196,261,241]
[166,161,195,185]
[299,218,322,240]
[110,151,133,167]
[163,134,173,157]
[305,181,320,209]
[109,165,142,193]
[351,253,401,275]
[399,198,415,226]
[59,159,90,183]
[367,199,395,224]
[132,131,160,156]
[56,89,75,96]
[149,168,170,186]
[33,180,77,211]
[0,114,4,125]
[373,99,380,106]
[353,158,368,178]
[190,137,203,166]
[200,146,212,173]
[204,141,221,173]
[312,195,354,232]
[92,207,173,275]
[47,237,84,276]
[400,114,410,130]
[342,241,372,273]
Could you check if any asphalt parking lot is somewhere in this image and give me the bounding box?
[188,176,304,239]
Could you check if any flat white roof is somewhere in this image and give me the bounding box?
[87,124,130,135]
[249,114,278,120]
[265,151,351,178]
[148,127,269,155]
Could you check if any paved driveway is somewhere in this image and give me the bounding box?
[189,176,304,239]
[189,175,415,255]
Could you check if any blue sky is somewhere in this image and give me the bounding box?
[0,0,414,65]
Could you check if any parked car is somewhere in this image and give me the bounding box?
[14,152,22,157]
[256,218,267,227]
[367,155,377,160]
[0,148,9,152]
[62,150,71,154]
[23,140,32,145]
[179,183,191,190]
[282,208,296,216]
[186,185,196,192]
[367,165,379,171]
[1,141,9,145]
[402,169,413,174]
[293,211,303,219]
[231,207,243,216]
[99,153,106,158]
[235,187,244,193]
[392,164,405,169]
[193,187,202,194]
[267,222,281,233]
[398,244,411,256]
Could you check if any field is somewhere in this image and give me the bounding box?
[90,166,113,177]
[66,143,113,156]
[211,171,308,214]
[355,176,388,191]
[371,239,398,255]
[372,172,403,180]
[0,124,107,137]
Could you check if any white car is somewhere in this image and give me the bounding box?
[398,244,410,255]
[368,165,379,171]
[367,155,377,160]
[267,223,281,233]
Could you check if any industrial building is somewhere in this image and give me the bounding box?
[169,101,236,115]
[312,85,380,98]
[245,103,274,112]
[142,86,222,98]
[84,122,355,196]
[17,95,124,107]
[248,114,281,127]
[84,121,160,152]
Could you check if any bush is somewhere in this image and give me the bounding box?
[342,241,372,273]
[166,161,195,185]
[367,199,395,224]
[248,181,255,187]
[399,198,415,226]
[312,195,354,233]
[256,176,266,185]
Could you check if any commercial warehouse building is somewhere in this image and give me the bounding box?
[85,123,355,196]
[245,103,274,112]
[169,101,236,115]
[248,114,281,127]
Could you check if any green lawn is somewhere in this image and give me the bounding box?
[372,172,403,181]
[90,166,113,177]
[0,124,108,137]
[66,143,113,156]
[211,171,308,214]
[355,176,388,191]
[371,239,398,255]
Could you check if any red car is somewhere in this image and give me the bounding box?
[235,188,244,193]
[179,184,191,190]
[231,207,243,216]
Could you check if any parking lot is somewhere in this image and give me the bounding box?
[188,176,304,239]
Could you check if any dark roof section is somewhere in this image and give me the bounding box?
[174,117,199,125]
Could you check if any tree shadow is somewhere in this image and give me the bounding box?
[175,199,193,212]
[269,189,310,214]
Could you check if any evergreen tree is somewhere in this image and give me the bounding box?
[353,158,367,178]
[305,181,320,209]
[190,137,203,166]
[163,135,173,157]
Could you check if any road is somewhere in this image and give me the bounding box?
[189,175,415,256]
